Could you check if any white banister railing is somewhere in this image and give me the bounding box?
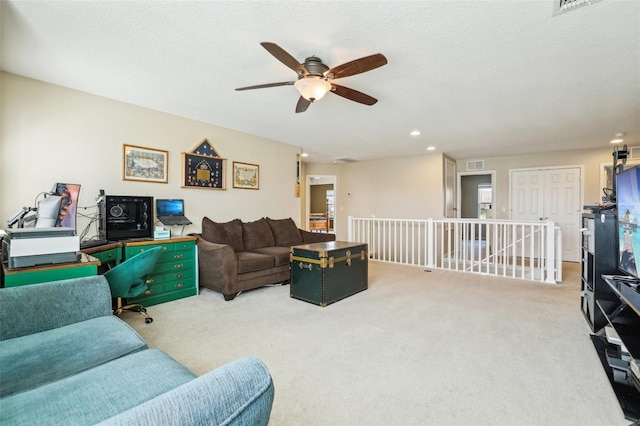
[348,217,562,283]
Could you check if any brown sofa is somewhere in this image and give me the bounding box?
[194,217,335,300]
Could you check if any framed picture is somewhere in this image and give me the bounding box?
[233,161,259,190]
[182,152,227,190]
[123,144,168,183]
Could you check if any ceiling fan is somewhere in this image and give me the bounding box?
[235,42,388,113]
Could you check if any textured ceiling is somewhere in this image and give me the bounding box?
[2,0,639,163]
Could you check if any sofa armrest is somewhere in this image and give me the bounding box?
[0,275,113,341]
[300,229,337,244]
[195,235,238,293]
[98,356,274,426]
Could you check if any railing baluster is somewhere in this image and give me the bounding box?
[344,217,561,284]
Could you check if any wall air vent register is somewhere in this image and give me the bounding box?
[553,0,601,16]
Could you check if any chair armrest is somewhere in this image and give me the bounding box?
[0,276,113,340]
[300,229,336,243]
[98,356,274,426]
[195,236,238,293]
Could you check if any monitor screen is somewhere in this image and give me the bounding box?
[156,199,184,216]
[616,166,640,278]
[52,183,81,229]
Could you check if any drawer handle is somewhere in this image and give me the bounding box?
[175,263,184,269]
[174,254,184,259]
[144,289,153,296]
[298,262,313,270]
[175,283,184,289]
[146,278,154,285]
[175,273,184,279]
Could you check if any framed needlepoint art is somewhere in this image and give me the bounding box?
[182,138,227,189]
[123,144,168,183]
[233,161,259,190]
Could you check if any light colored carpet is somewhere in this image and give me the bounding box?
[124,261,629,426]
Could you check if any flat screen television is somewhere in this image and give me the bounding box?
[616,166,640,278]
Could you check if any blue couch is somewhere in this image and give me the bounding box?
[0,276,274,425]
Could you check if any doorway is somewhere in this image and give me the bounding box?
[458,172,496,219]
[458,172,495,252]
[306,175,337,234]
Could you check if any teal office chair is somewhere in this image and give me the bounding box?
[103,246,163,324]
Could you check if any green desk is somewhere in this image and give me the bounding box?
[1,253,101,288]
[82,242,123,272]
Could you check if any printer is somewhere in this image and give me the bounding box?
[2,227,80,269]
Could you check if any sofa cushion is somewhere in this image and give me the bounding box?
[0,349,196,426]
[252,246,291,267]
[97,356,274,426]
[202,217,245,252]
[266,217,304,247]
[236,251,275,274]
[242,218,275,250]
[0,315,147,398]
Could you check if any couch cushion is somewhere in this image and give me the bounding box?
[97,356,274,426]
[202,217,245,252]
[252,246,291,267]
[236,251,275,274]
[0,349,196,426]
[266,217,304,247]
[242,218,275,250]
[0,316,147,398]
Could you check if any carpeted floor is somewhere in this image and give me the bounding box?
[124,261,630,426]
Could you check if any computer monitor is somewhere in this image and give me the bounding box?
[615,166,640,278]
[156,199,184,216]
[51,183,81,229]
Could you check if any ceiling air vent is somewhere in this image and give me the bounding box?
[553,0,601,16]
[334,158,358,164]
[467,160,484,171]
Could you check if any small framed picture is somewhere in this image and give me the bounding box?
[233,161,259,190]
[123,144,169,183]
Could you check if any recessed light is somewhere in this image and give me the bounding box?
[610,132,625,144]
[300,152,309,157]
[426,146,436,151]
[410,130,421,136]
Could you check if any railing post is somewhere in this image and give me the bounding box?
[555,225,563,283]
[545,221,556,283]
[348,216,353,242]
[427,218,434,268]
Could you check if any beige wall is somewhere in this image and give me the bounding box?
[306,155,444,240]
[457,148,616,220]
[2,72,618,243]
[1,72,301,237]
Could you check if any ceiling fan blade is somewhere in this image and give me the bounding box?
[331,84,378,105]
[326,53,387,80]
[295,96,311,113]
[260,42,308,75]
[235,81,294,91]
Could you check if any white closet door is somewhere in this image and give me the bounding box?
[510,167,582,262]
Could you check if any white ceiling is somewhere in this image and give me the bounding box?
[2,1,639,163]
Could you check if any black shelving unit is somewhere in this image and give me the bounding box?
[597,276,640,422]
[580,212,619,332]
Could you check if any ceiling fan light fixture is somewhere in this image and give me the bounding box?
[294,77,331,102]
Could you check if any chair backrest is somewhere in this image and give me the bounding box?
[103,246,163,298]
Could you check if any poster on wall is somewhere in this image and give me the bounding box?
[122,144,169,183]
[233,162,259,190]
